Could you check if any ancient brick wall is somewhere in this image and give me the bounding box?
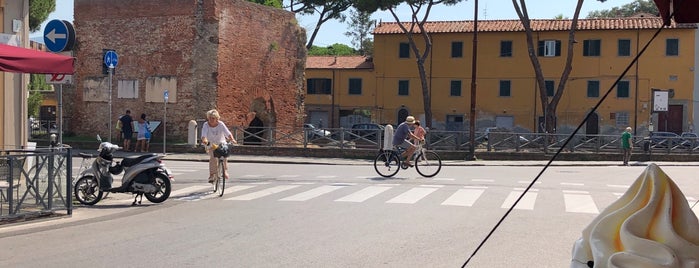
[72,0,305,142]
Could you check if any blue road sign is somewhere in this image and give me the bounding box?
[164,89,169,102]
[104,50,118,68]
[44,20,75,52]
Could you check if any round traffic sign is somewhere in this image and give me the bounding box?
[104,50,118,68]
[44,20,75,52]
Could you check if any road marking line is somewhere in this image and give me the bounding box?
[514,188,539,192]
[280,185,345,201]
[432,178,455,181]
[464,186,488,189]
[419,184,444,188]
[170,185,211,197]
[355,176,374,179]
[562,190,589,194]
[386,187,438,204]
[442,188,485,207]
[471,179,494,182]
[279,175,300,178]
[226,185,300,201]
[315,175,337,179]
[518,180,542,184]
[335,186,391,202]
[377,183,400,186]
[501,190,537,210]
[608,184,629,188]
[241,174,264,178]
[290,182,315,185]
[561,182,584,186]
[564,193,599,214]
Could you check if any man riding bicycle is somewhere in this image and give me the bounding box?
[392,116,422,167]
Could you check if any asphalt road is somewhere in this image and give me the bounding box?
[1,162,697,267]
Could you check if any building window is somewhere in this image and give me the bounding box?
[398,80,409,96]
[348,78,362,95]
[500,40,513,57]
[618,39,631,56]
[399,42,410,58]
[307,78,331,95]
[616,112,629,128]
[450,80,462,96]
[583,39,601,56]
[587,80,600,98]
[538,40,561,57]
[499,80,511,97]
[617,80,630,98]
[666,38,679,56]
[451,41,463,58]
[545,80,555,96]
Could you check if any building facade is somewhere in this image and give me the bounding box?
[306,17,698,135]
[72,0,306,142]
[0,0,30,150]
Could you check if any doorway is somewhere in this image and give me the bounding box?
[657,104,683,134]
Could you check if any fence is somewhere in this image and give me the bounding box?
[227,126,696,155]
[0,147,72,220]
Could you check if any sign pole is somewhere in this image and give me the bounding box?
[164,89,169,155]
[108,66,113,142]
[57,84,63,146]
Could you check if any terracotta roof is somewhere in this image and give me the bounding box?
[373,17,697,35]
[306,56,374,69]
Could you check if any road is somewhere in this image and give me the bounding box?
[1,161,698,267]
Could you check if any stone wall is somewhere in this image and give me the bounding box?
[72,0,305,142]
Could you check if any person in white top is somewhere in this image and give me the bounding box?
[201,109,237,183]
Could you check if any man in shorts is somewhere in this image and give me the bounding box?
[119,110,134,151]
[392,116,421,166]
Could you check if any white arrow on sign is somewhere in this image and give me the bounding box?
[45,28,66,44]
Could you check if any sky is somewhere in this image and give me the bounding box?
[33,0,638,47]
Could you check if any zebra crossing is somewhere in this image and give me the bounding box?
[169,181,699,216]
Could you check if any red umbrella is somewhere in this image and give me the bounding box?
[0,43,74,74]
[654,0,699,24]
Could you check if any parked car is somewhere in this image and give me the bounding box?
[351,123,384,141]
[680,132,698,148]
[304,123,331,139]
[649,131,681,147]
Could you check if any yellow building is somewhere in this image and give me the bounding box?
[305,17,698,135]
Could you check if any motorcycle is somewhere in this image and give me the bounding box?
[74,135,173,206]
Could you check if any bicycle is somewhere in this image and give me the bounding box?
[373,141,442,178]
[205,142,234,197]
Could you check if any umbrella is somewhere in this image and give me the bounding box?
[654,0,699,24]
[0,43,74,74]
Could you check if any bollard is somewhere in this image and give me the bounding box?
[188,120,198,146]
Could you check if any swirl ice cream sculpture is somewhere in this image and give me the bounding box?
[571,164,699,268]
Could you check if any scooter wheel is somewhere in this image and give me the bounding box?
[74,176,103,205]
[144,173,171,203]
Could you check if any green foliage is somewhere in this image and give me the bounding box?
[27,74,50,118]
[28,0,56,32]
[587,0,658,18]
[308,43,358,56]
[248,0,283,8]
[344,8,375,56]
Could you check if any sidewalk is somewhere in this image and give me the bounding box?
[94,150,699,167]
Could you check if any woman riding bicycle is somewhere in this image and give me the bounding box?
[201,109,237,183]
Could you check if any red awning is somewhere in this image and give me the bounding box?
[654,0,699,23]
[0,43,74,74]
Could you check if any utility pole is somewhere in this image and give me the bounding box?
[468,0,479,160]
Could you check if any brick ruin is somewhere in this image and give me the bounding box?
[71,0,306,142]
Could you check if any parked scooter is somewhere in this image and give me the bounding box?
[74,135,173,206]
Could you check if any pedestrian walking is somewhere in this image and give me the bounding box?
[621,127,633,166]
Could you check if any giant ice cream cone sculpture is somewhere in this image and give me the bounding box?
[571,164,699,268]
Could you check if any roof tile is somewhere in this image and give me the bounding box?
[306,56,374,69]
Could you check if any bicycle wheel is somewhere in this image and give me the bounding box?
[415,151,442,177]
[374,151,400,177]
[217,158,226,197]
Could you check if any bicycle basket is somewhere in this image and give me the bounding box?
[213,143,230,158]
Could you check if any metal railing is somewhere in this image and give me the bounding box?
[0,147,72,220]
[228,126,694,155]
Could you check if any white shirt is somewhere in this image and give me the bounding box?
[201,121,232,145]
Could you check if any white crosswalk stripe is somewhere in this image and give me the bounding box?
[335,186,391,202]
[441,187,486,207]
[501,189,538,210]
[280,185,345,201]
[164,182,697,216]
[386,187,438,204]
[226,185,300,201]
